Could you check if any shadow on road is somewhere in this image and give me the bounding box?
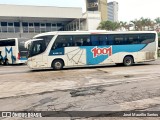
[0,64,26,67]
[30,63,155,73]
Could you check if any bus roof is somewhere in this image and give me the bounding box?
[33,30,157,38]
[24,39,43,49]
[0,38,28,41]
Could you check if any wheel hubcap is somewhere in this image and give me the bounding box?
[126,59,131,65]
[55,62,61,69]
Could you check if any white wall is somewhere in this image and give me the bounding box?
[0,4,82,19]
[82,11,101,30]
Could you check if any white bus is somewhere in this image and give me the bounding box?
[26,31,158,70]
[0,38,28,65]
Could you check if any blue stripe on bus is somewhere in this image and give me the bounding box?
[49,48,64,56]
[19,58,28,60]
[48,44,147,65]
[81,44,147,65]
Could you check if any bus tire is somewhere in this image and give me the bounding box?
[4,59,9,65]
[0,60,3,65]
[52,59,64,70]
[123,56,134,66]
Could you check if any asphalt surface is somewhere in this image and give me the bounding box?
[0,60,160,120]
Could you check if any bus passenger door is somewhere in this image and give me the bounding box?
[29,40,45,68]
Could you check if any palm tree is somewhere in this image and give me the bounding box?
[97,21,107,30]
[97,21,120,31]
[131,19,142,31]
[140,17,146,30]
[120,21,130,31]
[155,17,160,24]
[155,17,160,31]
[131,18,154,31]
[144,18,154,30]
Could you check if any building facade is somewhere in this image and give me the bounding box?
[82,11,101,30]
[86,0,107,21]
[0,3,104,39]
[107,1,118,22]
[0,4,82,39]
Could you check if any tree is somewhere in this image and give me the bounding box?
[155,17,160,24]
[97,21,120,31]
[130,19,142,31]
[155,17,160,31]
[140,17,146,30]
[119,21,130,31]
[130,18,154,31]
[144,18,154,30]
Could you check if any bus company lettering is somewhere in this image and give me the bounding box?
[91,46,112,58]
[5,47,13,54]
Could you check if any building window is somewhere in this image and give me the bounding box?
[1,22,7,32]
[29,23,34,33]
[57,23,62,27]
[22,22,29,33]
[8,22,14,33]
[52,24,56,27]
[1,22,7,26]
[40,23,46,33]
[14,22,20,27]
[34,23,40,33]
[51,23,56,30]
[46,23,51,32]
[14,22,20,32]
[8,22,13,26]
[29,23,34,27]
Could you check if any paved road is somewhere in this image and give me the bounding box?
[0,60,160,120]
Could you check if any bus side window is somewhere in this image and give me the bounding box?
[51,35,72,50]
[82,36,91,46]
[124,34,132,44]
[128,36,134,44]
[132,35,140,44]
[114,35,125,45]
[91,35,99,46]
[107,35,114,45]
[0,41,5,46]
[99,35,107,45]
[91,35,107,46]
[139,34,155,44]
[73,35,90,46]
[0,39,15,46]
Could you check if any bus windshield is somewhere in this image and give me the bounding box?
[28,35,54,57]
[28,39,45,57]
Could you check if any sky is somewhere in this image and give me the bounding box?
[0,0,160,22]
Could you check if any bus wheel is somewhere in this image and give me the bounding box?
[52,60,64,70]
[4,59,9,65]
[0,60,3,65]
[123,56,133,66]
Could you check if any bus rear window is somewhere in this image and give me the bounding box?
[0,39,15,46]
